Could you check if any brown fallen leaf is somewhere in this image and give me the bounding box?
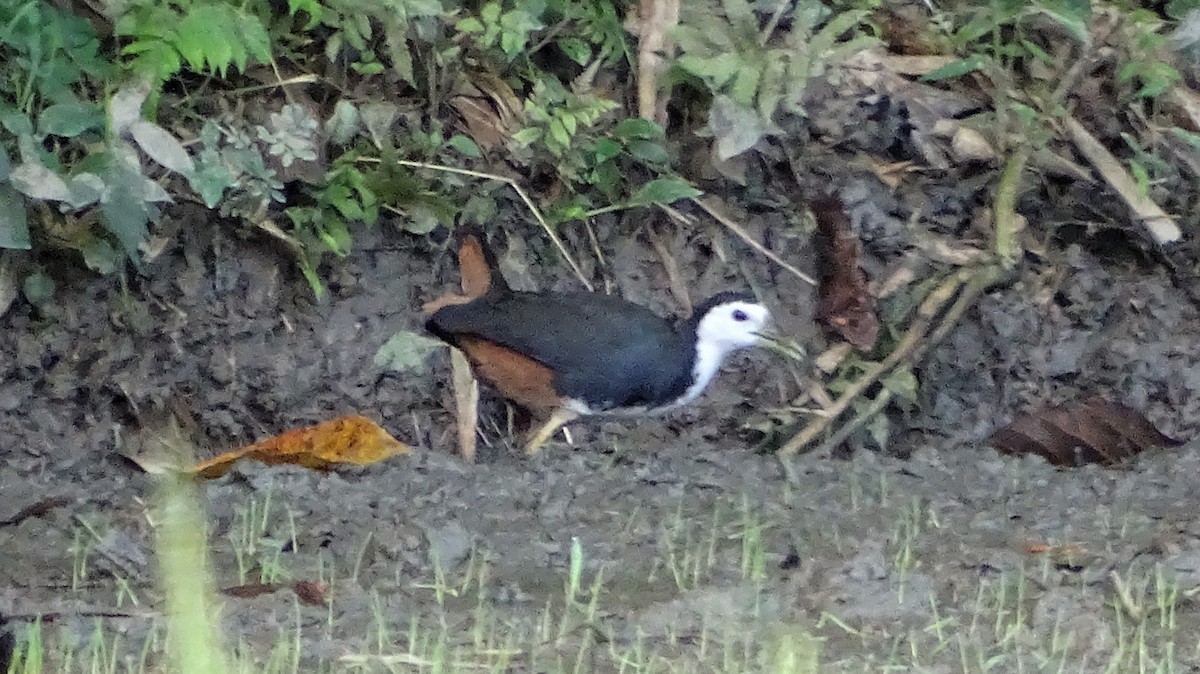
[220,581,329,606]
[449,73,522,151]
[989,397,1183,466]
[812,195,879,350]
[193,415,409,479]
[290,580,330,606]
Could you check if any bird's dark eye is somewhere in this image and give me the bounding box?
[732,309,749,322]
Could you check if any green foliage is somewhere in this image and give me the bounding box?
[1114,9,1181,99]
[456,1,547,61]
[673,0,876,159]
[115,0,272,83]
[515,78,620,163]
[0,81,193,278]
[546,0,629,65]
[933,0,1182,105]
[0,0,692,302]
[290,0,444,84]
[0,0,109,112]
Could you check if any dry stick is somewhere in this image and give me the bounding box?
[779,106,1033,457]
[648,226,693,316]
[776,268,971,456]
[391,160,593,291]
[1062,115,1182,245]
[674,198,818,287]
[809,388,893,459]
[451,349,479,463]
[808,265,1003,460]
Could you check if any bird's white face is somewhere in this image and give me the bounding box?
[695,300,771,353]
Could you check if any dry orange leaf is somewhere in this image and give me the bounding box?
[193,415,409,478]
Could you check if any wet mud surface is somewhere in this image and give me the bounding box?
[4,101,1200,672]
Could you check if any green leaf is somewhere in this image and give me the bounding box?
[549,117,571,147]
[625,139,669,164]
[374,330,445,372]
[130,121,194,174]
[0,184,31,250]
[22,270,55,307]
[559,112,577,136]
[402,204,440,234]
[630,178,701,206]
[1128,159,1150,197]
[317,217,352,256]
[170,4,268,76]
[65,173,104,209]
[720,0,756,26]
[1031,4,1091,46]
[707,95,769,160]
[729,61,763,107]
[613,118,664,141]
[922,55,988,81]
[882,367,918,403]
[511,127,542,144]
[1020,39,1053,65]
[406,0,444,16]
[457,17,484,32]
[287,0,323,29]
[447,134,482,158]
[109,83,150,137]
[676,52,743,89]
[39,102,104,138]
[326,100,361,145]
[1,112,33,138]
[558,36,591,65]
[1169,126,1200,148]
[10,163,73,202]
[189,156,236,208]
[81,237,119,274]
[593,137,622,162]
[461,193,498,225]
[100,159,151,266]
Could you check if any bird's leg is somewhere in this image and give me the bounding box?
[523,407,580,455]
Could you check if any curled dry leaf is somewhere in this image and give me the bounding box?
[192,415,409,478]
[812,195,879,350]
[989,397,1183,466]
[450,74,522,151]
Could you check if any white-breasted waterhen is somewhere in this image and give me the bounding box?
[423,228,771,454]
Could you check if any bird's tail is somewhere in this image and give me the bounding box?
[454,226,509,297]
[422,227,509,315]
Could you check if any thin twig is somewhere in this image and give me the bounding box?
[777,268,971,456]
[808,388,892,459]
[390,160,593,291]
[674,197,818,286]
